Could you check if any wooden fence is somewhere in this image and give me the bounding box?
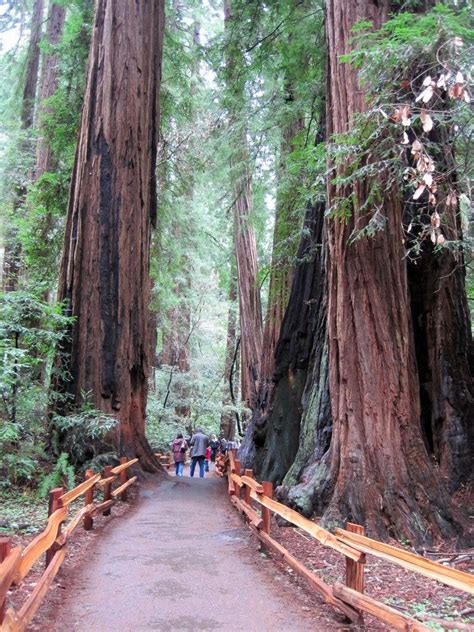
[0,456,138,632]
[216,450,474,631]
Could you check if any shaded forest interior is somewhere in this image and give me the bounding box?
[0,0,473,545]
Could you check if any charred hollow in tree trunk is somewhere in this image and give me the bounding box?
[401,104,474,490]
[2,0,43,291]
[318,0,466,543]
[408,246,474,489]
[254,103,305,445]
[53,0,165,472]
[254,200,330,490]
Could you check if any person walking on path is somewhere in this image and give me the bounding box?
[189,427,209,478]
[210,434,220,462]
[172,433,188,477]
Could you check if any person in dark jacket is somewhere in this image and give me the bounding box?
[209,434,220,462]
[189,427,209,478]
[172,433,188,476]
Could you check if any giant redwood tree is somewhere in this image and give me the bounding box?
[314,0,468,541]
[53,0,165,469]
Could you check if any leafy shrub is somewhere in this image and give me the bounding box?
[38,452,75,498]
[50,409,119,465]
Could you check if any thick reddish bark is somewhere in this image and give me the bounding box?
[2,0,43,291]
[53,0,165,471]
[320,0,465,542]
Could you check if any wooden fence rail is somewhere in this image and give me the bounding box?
[216,450,473,630]
[0,456,139,632]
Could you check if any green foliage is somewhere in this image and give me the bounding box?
[38,452,75,498]
[327,3,472,255]
[0,292,74,423]
[50,408,119,465]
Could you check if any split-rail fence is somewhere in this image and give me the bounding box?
[215,450,474,631]
[0,456,138,632]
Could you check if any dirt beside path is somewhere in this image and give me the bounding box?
[48,471,320,632]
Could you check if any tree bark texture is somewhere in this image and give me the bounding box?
[35,2,66,178]
[253,99,305,450]
[21,0,44,130]
[160,288,191,419]
[321,0,465,542]
[402,110,474,489]
[54,0,165,471]
[2,0,44,291]
[254,200,330,491]
[224,0,263,466]
[220,267,238,440]
[408,248,474,489]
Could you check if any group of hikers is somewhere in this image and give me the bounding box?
[171,428,241,478]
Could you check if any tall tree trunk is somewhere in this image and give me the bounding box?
[403,100,474,490]
[255,200,329,489]
[224,0,263,466]
[2,0,44,291]
[160,284,191,419]
[36,2,66,179]
[408,249,474,489]
[220,266,238,440]
[254,92,305,444]
[318,0,465,542]
[53,0,165,471]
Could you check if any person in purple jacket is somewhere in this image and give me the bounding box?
[171,433,188,476]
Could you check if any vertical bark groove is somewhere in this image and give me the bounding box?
[53,0,165,471]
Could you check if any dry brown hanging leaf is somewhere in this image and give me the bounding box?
[401,131,409,144]
[420,109,433,132]
[413,184,426,200]
[431,211,440,228]
[423,173,433,187]
[401,105,411,127]
[446,191,457,207]
[411,139,422,153]
[436,234,446,245]
[416,85,434,103]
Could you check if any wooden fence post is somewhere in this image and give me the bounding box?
[234,459,241,498]
[0,537,11,623]
[103,465,113,516]
[244,469,252,506]
[345,522,365,594]
[45,487,63,568]
[83,469,95,531]
[119,457,128,501]
[262,481,273,535]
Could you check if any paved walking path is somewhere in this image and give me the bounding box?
[52,470,316,632]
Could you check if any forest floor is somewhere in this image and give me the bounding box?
[3,470,474,631]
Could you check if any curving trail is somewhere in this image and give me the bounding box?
[51,469,317,632]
